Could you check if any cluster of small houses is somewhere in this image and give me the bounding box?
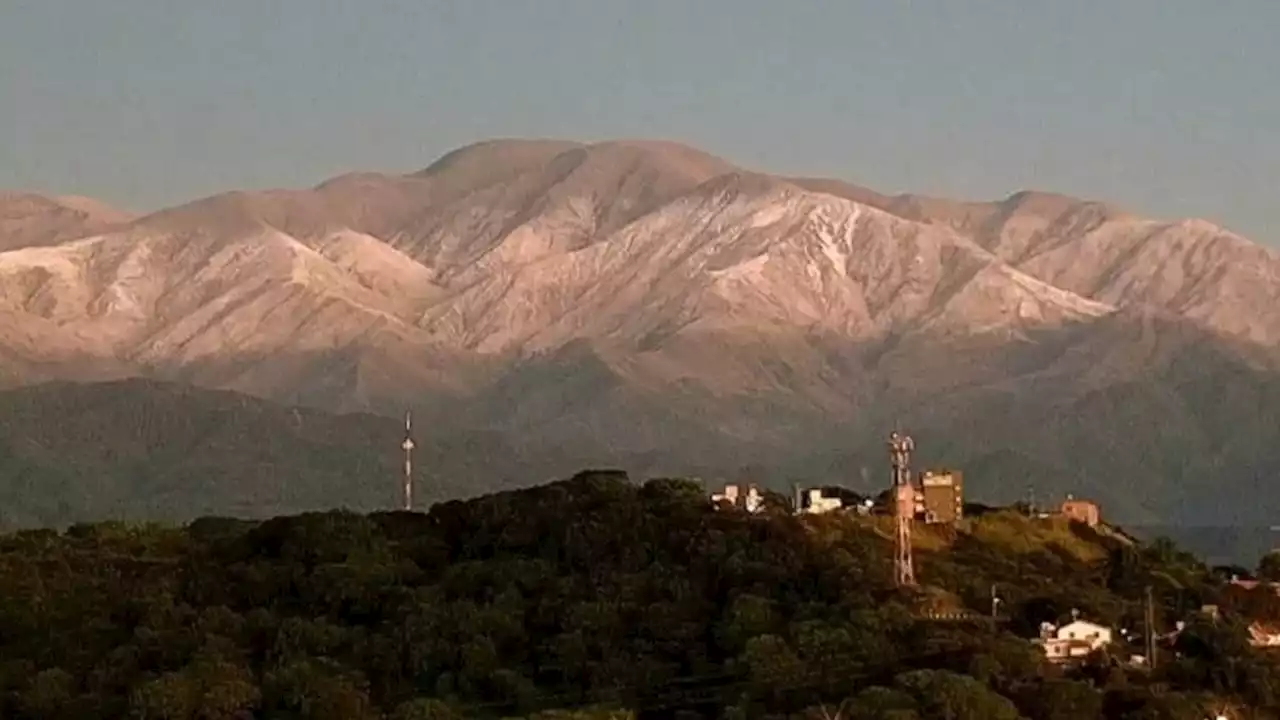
[708,472,968,525]
[1029,552,1280,665]
[708,476,1102,529]
[1034,596,1280,668]
[707,480,1280,670]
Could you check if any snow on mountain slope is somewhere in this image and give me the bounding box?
[385,140,735,281]
[0,138,1277,415]
[409,171,1115,357]
[887,189,1280,345]
[0,219,450,392]
[7,139,1280,524]
[311,230,446,315]
[1011,218,1280,344]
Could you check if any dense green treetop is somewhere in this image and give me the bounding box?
[1,470,1277,718]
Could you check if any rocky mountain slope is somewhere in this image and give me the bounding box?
[2,139,1278,525]
[0,192,134,251]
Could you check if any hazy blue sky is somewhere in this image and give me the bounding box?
[2,1,1277,241]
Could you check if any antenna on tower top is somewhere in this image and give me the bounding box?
[890,428,917,587]
[400,410,415,511]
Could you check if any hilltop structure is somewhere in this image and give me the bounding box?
[795,487,844,515]
[1034,617,1114,664]
[917,469,964,524]
[791,484,873,515]
[1061,495,1102,527]
[710,483,763,514]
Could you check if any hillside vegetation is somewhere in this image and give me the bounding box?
[0,379,551,530]
[3,471,1280,718]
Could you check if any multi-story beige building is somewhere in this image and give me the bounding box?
[917,469,963,524]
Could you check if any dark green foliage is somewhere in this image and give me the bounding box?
[0,473,1275,717]
[1259,551,1280,582]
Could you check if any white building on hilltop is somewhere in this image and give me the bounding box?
[798,488,844,515]
[1033,618,1113,663]
[711,483,763,513]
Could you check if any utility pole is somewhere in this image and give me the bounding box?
[1146,585,1157,669]
[401,410,415,511]
[890,430,917,587]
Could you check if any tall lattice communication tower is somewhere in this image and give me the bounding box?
[889,430,917,587]
[401,411,415,511]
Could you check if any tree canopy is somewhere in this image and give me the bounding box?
[0,470,1275,718]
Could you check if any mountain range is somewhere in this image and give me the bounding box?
[2,138,1279,527]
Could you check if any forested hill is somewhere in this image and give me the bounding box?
[0,379,539,529]
[3,471,1280,719]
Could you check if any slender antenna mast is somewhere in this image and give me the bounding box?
[1145,585,1157,669]
[890,429,917,587]
[400,410,415,511]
